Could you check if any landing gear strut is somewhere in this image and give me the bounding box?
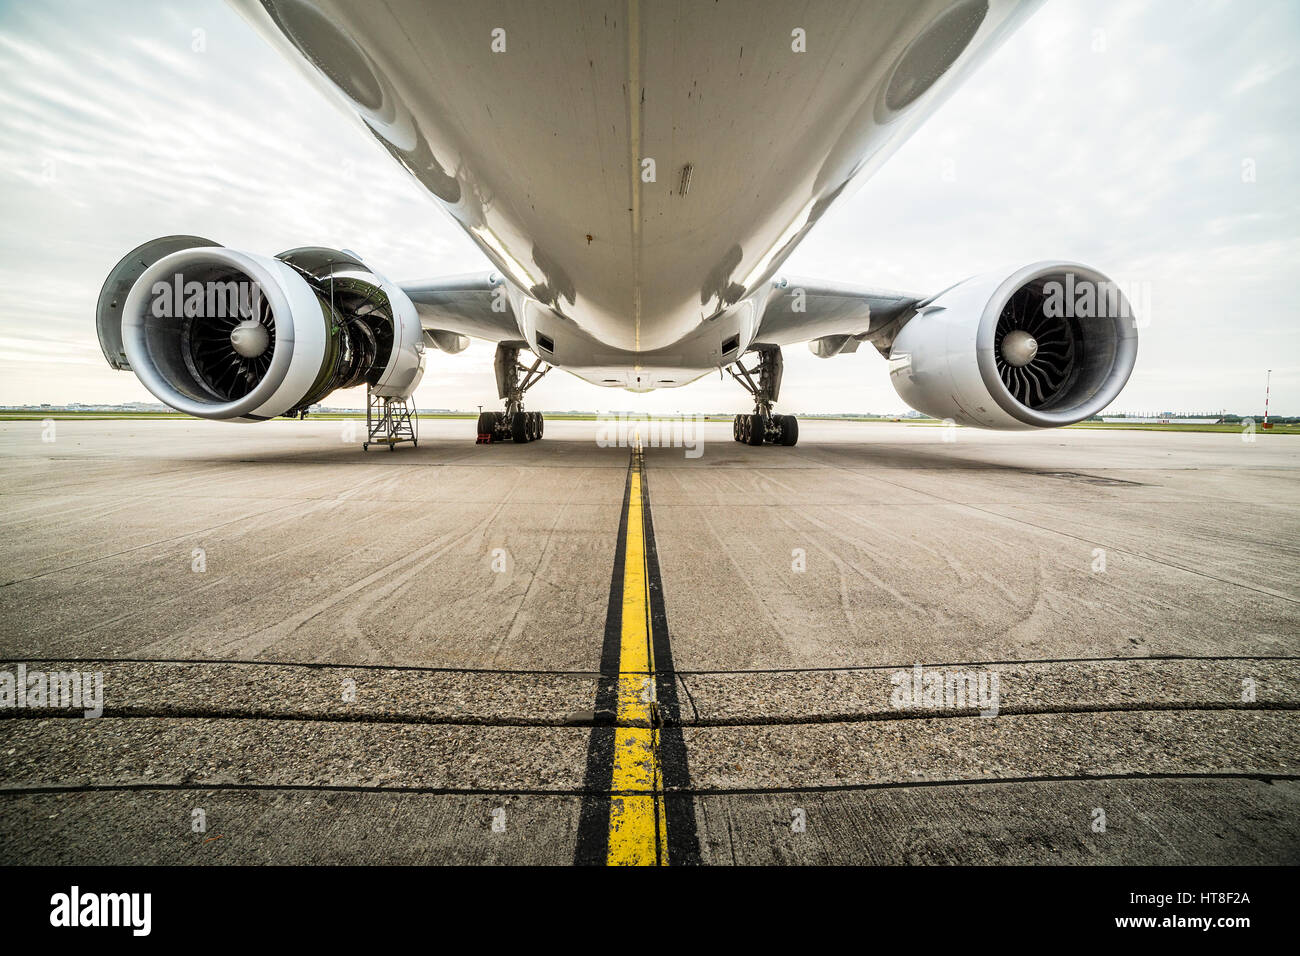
[727,345,798,447]
[477,343,550,443]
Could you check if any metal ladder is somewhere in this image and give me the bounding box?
[362,386,418,451]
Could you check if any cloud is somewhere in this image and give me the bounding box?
[0,0,1297,415]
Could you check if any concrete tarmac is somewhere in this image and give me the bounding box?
[1,418,1296,864]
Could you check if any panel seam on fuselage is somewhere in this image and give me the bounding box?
[626,0,643,368]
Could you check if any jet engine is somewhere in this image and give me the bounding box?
[887,261,1139,428]
[95,237,425,421]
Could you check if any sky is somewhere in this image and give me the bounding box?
[0,0,1296,416]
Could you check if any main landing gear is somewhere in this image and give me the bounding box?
[727,345,798,447]
[476,343,550,443]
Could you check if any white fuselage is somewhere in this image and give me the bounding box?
[237,0,1038,389]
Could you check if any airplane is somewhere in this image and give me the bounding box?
[94,0,1138,448]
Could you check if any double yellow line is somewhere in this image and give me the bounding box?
[606,446,668,865]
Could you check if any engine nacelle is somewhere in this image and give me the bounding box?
[887,261,1138,429]
[96,238,425,421]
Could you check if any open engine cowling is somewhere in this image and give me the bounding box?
[96,237,425,421]
[887,261,1139,429]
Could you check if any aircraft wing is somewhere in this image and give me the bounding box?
[401,272,525,347]
[755,276,922,356]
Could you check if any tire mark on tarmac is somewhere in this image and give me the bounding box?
[0,502,303,589]
[210,496,518,660]
[484,470,584,667]
[805,455,1300,606]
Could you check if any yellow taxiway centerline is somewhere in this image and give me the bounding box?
[606,444,666,865]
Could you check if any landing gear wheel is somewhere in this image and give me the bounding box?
[779,415,799,447]
[476,411,496,436]
[492,343,552,447]
[733,415,741,442]
[512,411,530,443]
[536,412,544,439]
[726,346,792,449]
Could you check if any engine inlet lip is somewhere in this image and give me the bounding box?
[121,248,296,420]
[975,261,1139,428]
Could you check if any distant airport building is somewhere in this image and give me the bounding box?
[1101,417,1223,424]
